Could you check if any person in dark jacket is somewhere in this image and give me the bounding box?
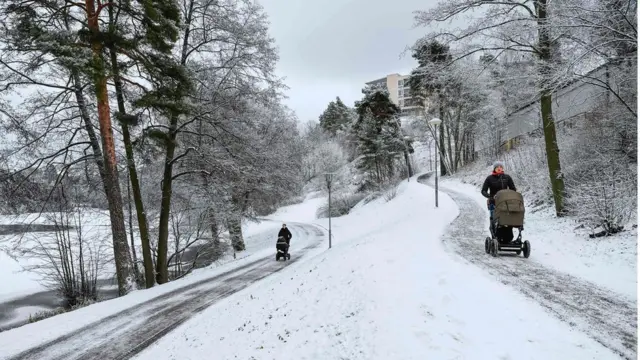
[481,161,517,223]
[278,224,292,245]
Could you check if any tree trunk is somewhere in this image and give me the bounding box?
[536,0,566,216]
[540,92,565,215]
[439,124,447,176]
[107,10,155,288]
[156,131,177,284]
[446,123,455,172]
[85,0,135,295]
[403,148,413,178]
[437,94,448,176]
[227,195,245,251]
[156,0,195,284]
[209,209,223,259]
[227,215,245,252]
[126,171,140,284]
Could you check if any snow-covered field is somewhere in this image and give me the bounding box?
[132,176,620,360]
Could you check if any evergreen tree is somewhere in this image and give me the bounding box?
[319,97,353,135]
[352,88,404,185]
[408,40,454,176]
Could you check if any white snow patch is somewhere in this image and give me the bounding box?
[0,251,45,302]
[133,177,618,360]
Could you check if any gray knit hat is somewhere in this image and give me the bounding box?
[492,161,505,171]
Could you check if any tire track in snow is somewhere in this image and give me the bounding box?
[417,174,637,360]
[4,222,325,360]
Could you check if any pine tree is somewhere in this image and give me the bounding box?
[319,97,353,136]
[106,0,184,289]
[409,40,452,176]
[352,88,404,185]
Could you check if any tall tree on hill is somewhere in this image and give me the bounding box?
[352,87,404,185]
[319,97,353,136]
[105,0,184,288]
[409,40,452,176]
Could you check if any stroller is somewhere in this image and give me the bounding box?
[275,236,291,261]
[484,189,531,258]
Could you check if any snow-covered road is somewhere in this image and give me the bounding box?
[1,222,325,360]
[417,173,637,359]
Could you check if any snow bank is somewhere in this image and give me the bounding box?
[133,176,617,360]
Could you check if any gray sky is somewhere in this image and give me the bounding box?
[259,0,438,124]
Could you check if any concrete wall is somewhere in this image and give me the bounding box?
[504,65,611,141]
[475,64,627,158]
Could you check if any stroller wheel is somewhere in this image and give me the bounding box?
[523,240,531,258]
[287,253,291,260]
[491,239,499,257]
[484,237,491,254]
[275,254,280,261]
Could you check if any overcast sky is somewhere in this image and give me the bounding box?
[259,0,438,124]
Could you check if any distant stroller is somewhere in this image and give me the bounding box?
[484,189,531,258]
[275,236,291,261]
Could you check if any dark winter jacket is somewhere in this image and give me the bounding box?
[481,173,516,200]
[278,227,292,240]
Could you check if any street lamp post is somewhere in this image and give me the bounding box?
[324,173,334,249]
[428,118,442,208]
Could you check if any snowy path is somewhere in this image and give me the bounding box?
[3,222,325,360]
[417,174,637,359]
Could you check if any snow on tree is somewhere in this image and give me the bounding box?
[563,101,637,235]
[413,0,569,216]
[352,87,405,186]
[410,43,495,173]
[300,120,349,185]
[0,0,188,294]
[130,0,280,283]
[0,0,300,296]
[319,97,354,136]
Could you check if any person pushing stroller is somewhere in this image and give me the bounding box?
[278,224,292,245]
[276,224,292,260]
[481,161,518,235]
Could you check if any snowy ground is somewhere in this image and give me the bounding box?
[132,175,622,360]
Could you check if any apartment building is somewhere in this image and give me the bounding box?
[365,73,422,116]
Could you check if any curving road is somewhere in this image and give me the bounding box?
[2,221,325,360]
[417,173,637,360]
